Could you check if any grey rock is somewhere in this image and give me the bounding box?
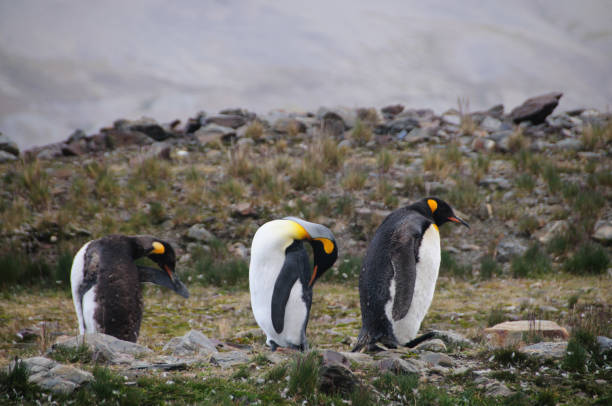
[121,117,172,141]
[593,220,612,243]
[319,364,358,395]
[381,104,404,119]
[15,357,93,394]
[555,138,582,150]
[533,220,569,245]
[186,224,216,242]
[597,336,612,352]
[387,117,420,134]
[52,333,152,364]
[522,341,567,358]
[0,133,19,156]
[317,107,357,129]
[480,116,503,132]
[322,350,350,368]
[339,351,374,365]
[496,237,528,262]
[441,114,461,126]
[510,92,563,124]
[419,352,454,367]
[36,144,63,160]
[484,380,513,397]
[205,114,247,129]
[377,357,423,374]
[236,137,255,147]
[415,338,446,352]
[209,350,250,368]
[479,177,511,190]
[195,123,236,138]
[338,139,352,149]
[163,330,218,356]
[0,150,18,163]
[404,127,432,144]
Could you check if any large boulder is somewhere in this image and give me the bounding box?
[483,320,569,348]
[510,92,563,124]
[205,114,247,129]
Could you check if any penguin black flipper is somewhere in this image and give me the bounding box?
[271,241,310,334]
[138,266,190,298]
[390,214,429,322]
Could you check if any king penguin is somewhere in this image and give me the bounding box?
[249,217,338,351]
[353,197,469,352]
[70,235,189,342]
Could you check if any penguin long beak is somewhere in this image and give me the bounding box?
[308,265,318,287]
[448,216,470,228]
[164,264,176,283]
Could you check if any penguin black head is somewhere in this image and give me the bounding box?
[132,236,189,298]
[283,217,338,287]
[417,197,470,229]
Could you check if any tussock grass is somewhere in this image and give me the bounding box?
[351,120,372,146]
[581,120,612,150]
[479,255,502,279]
[511,244,552,278]
[326,255,362,283]
[288,351,321,399]
[515,173,536,193]
[0,359,38,403]
[0,248,73,291]
[20,160,50,209]
[244,120,265,141]
[564,242,610,275]
[342,167,368,191]
[517,214,539,236]
[372,177,398,208]
[486,306,506,326]
[291,162,325,191]
[440,250,472,278]
[187,244,249,288]
[506,129,530,153]
[376,149,395,173]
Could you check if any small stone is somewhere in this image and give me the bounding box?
[0,150,18,162]
[483,320,569,348]
[555,138,582,151]
[205,114,247,129]
[496,237,528,262]
[339,351,374,365]
[272,117,306,134]
[186,224,216,242]
[415,339,446,352]
[485,381,513,397]
[322,350,350,368]
[597,336,612,352]
[522,341,567,358]
[381,104,404,119]
[533,220,569,245]
[593,220,612,243]
[442,114,461,126]
[479,177,511,190]
[431,330,474,347]
[419,352,454,367]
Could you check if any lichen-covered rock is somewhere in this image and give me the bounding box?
[522,341,567,358]
[415,338,447,352]
[483,320,569,348]
[11,357,93,394]
[593,220,612,243]
[377,357,423,374]
[209,350,250,368]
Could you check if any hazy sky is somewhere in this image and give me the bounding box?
[1,0,611,149]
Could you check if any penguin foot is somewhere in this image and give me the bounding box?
[267,340,280,352]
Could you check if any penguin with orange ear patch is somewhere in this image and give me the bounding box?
[353,197,468,352]
[70,235,189,342]
[249,217,337,351]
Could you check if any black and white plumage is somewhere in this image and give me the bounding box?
[70,235,189,342]
[249,217,337,351]
[353,197,469,352]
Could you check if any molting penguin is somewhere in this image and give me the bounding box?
[353,197,469,352]
[70,235,189,342]
[249,217,337,351]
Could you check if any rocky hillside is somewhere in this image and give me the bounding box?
[0,92,611,405]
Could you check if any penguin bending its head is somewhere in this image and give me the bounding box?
[353,197,469,352]
[249,217,338,351]
[70,235,189,342]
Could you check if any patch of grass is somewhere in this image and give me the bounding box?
[581,121,612,150]
[351,120,372,146]
[572,188,605,219]
[85,161,120,200]
[511,244,552,278]
[290,162,325,191]
[423,149,446,176]
[0,359,39,402]
[327,255,362,283]
[244,120,265,140]
[517,215,539,237]
[487,306,506,327]
[491,347,528,367]
[479,255,502,279]
[216,178,245,203]
[342,168,368,191]
[440,250,472,278]
[288,351,321,399]
[515,173,536,193]
[443,177,480,211]
[0,248,73,290]
[587,170,612,188]
[377,149,395,173]
[564,242,610,275]
[471,153,490,182]
[311,135,346,172]
[265,364,288,382]
[443,142,463,167]
[227,147,253,180]
[507,129,530,153]
[372,177,398,208]
[402,174,426,196]
[349,384,374,406]
[188,244,249,288]
[373,372,419,403]
[20,160,50,209]
[49,344,92,364]
[541,162,562,194]
[547,229,579,256]
[148,201,167,224]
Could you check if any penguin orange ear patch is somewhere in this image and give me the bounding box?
[427,199,438,213]
[314,238,335,254]
[152,242,165,254]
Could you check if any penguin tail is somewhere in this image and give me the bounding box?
[404,331,436,348]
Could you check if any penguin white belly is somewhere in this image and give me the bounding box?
[387,225,441,344]
[70,241,91,335]
[81,286,99,333]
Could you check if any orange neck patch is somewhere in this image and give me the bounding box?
[427,199,438,213]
